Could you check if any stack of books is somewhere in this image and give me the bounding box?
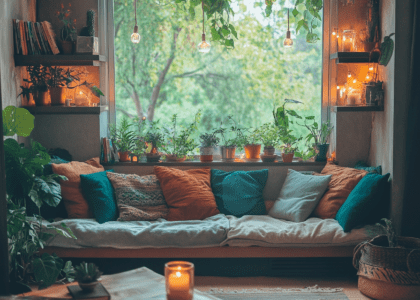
[101,137,120,164]
[12,19,60,55]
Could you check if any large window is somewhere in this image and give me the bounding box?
[113,0,322,143]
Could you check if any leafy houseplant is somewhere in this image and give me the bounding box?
[199,132,220,162]
[162,111,201,162]
[255,123,281,156]
[47,66,83,106]
[279,128,301,163]
[24,65,49,106]
[57,3,77,54]
[74,262,103,291]
[214,116,246,162]
[354,218,420,300]
[300,117,333,162]
[3,106,76,292]
[242,128,261,161]
[109,117,136,162]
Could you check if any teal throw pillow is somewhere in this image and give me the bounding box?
[211,169,268,217]
[354,161,382,175]
[80,170,117,224]
[268,169,332,222]
[336,172,390,232]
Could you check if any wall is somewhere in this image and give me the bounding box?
[0,0,36,110]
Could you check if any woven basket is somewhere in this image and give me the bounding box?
[353,235,420,300]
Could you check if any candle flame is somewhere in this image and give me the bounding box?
[176,271,182,277]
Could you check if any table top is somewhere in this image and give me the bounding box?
[16,267,220,300]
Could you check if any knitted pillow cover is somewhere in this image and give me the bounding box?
[106,172,169,221]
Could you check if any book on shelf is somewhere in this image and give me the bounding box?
[67,283,110,300]
[13,19,60,55]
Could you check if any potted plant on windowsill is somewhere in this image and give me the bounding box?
[109,117,135,162]
[57,3,77,54]
[243,128,261,161]
[47,67,85,106]
[162,111,201,162]
[255,123,280,162]
[199,132,219,162]
[300,117,333,162]
[214,116,247,162]
[74,262,103,292]
[279,129,301,163]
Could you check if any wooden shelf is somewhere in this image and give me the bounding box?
[21,106,108,115]
[330,52,379,64]
[331,106,383,112]
[14,55,106,66]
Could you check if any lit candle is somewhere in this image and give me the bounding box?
[167,269,190,300]
[165,262,194,300]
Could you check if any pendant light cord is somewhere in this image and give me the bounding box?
[134,0,137,25]
[287,8,289,31]
[202,1,205,34]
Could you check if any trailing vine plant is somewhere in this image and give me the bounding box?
[174,0,323,48]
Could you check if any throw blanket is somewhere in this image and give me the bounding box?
[221,215,384,247]
[44,214,229,249]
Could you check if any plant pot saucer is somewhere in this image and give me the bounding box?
[260,154,277,162]
[244,158,260,162]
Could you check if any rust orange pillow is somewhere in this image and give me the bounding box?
[153,166,219,221]
[52,158,104,219]
[312,163,368,219]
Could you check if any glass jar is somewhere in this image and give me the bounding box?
[342,30,357,52]
[165,261,194,300]
[347,89,361,106]
[73,85,90,106]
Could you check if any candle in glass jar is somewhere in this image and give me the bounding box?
[167,269,190,300]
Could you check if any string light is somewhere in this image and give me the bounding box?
[283,9,293,48]
[353,79,357,83]
[337,85,340,90]
[198,1,211,53]
[347,71,352,78]
[131,0,140,43]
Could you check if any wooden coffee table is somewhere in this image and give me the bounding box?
[17,267,220,300]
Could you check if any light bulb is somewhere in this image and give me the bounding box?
[332,27,338,37]
[353,79,357,83]
[369,66,374,71]
[131,25,140,44]
[347,72,352,78]
[198,34,211,53]
[337,85,340,90]
[283,30,293,48]
[332,31,336,36]
[366,75,370,80]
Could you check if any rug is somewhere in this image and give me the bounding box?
[204,286,349,300]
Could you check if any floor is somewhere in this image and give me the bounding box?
[195,276,372,300]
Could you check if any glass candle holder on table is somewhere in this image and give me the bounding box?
[341,30,357,52]
[165,261,194,300]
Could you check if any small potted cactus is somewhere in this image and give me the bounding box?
[74,262,103,292]
[76,9,99,54]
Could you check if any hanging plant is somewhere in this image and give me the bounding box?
[175,0,323,48]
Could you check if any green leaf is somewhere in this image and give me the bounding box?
[305,116,315,120]
[33,253,62,289]
[228,24,238,39]
[63,261,75,282]
[2,106,35,137]
[292,8,299,17]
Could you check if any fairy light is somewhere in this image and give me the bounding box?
[353,79,357,83]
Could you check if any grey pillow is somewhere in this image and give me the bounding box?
[269,169,331,222]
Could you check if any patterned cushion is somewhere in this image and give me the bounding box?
[106,172,168,221]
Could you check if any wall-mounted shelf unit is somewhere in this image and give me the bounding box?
[331,105,383,112]
[330,52,379,64]
[21,106,108,115]
[14,55,106,67]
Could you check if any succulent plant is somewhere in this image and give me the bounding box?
[74,262,103,283]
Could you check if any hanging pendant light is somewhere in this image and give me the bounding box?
[131,0,140,43]
[198,1,211,53]
[283,8,293,48]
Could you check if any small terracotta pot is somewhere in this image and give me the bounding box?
[166,154,186,162]
[281,152,294,163]
[119,151,131,162]
[50,87,66,106]
[263,146,275,156]
[78,281,98,292]
[244,144,261,159]
[32,90,49,106]
[60,41,74,54]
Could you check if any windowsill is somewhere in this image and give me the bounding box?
[102,160,327,167]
